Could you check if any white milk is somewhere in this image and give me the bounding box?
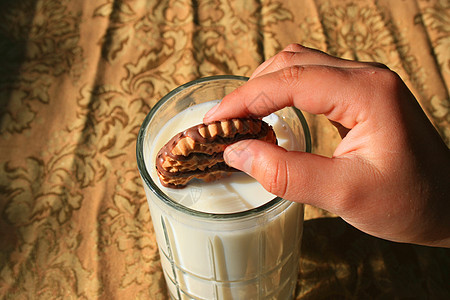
[147,100,300,214]
[143,100,304,299]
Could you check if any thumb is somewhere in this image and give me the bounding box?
[224,139,352,212]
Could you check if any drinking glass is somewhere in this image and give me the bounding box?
[136,75,311,299]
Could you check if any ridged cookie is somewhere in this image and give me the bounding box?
[156,118,277,188]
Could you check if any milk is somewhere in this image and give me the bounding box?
[142,100,304,299]
[147,100,300,214]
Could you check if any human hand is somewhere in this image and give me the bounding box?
[203,44,450,247]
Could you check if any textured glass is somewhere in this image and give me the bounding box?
[137,76,311,299]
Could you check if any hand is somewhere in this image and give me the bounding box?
[204,44,450,247]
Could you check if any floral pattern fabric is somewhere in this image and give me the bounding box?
[0,0,449,299]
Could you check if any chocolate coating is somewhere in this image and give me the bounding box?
[155,118,277,188]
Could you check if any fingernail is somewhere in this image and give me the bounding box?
[204,103,220,121]
[224,142,254,174]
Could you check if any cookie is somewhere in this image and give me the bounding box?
[155,118,277,188]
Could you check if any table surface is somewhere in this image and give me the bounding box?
[1,0,449,299]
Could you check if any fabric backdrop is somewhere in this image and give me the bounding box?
[1,0,449,299]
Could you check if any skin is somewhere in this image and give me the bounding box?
[203,44,450,247]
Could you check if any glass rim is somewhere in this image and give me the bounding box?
[136,75,312,220]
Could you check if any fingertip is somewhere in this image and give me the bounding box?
[204,87,253,122]
[283,43,305,52]
[225,140,288,182]
[224,141,254,174]
[203,103,220,123]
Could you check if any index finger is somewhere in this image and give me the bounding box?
[204,65,382,129]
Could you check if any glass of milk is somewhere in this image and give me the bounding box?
[137,75,311,299]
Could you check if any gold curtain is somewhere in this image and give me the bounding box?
[0,0,449,298]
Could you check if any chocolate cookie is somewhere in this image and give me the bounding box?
[155,118,277,188]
